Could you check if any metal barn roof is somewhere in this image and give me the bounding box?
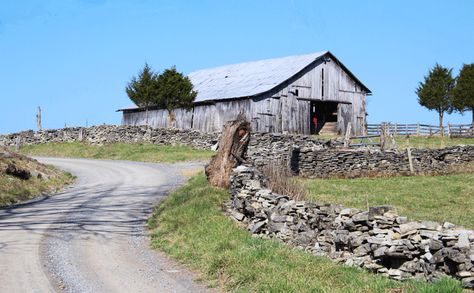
[117,51,371,111]
[189,51,327,102]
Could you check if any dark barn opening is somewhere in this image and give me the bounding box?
[310,101,339,135]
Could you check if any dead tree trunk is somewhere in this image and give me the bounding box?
[205,114,251,188]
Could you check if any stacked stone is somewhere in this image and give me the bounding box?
[296,146,474,179]
[228,165,474,289]
[0,125,219,150]
[247,132,336,167]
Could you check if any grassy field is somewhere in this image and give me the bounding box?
[148,174,462,293]
[19,142,214,163]
[0,161,74,207]
[316,134,474,149]
[304,172,474,229]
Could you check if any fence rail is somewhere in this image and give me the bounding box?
[367,123,474,138]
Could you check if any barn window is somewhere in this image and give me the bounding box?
[321,68,325,98]
[295,89,299,96]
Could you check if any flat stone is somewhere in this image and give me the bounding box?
[249,220,266,234]
[429,239,444,251]
[340,208,360,216]
[457,232,470,249]
[231,211,245,221]
[373,246,387,258]
[400,222,421,235]
[388,268,402,276]
[443,222,456,229]
[458,271,472,278]
[352,212,369,222]
[369,206,395,217]
[396,216,408,224]
[420,221,441,231]
[419,230,440,240]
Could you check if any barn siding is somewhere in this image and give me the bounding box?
[122,54,368,135]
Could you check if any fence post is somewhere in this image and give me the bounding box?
[380,123,387,150]
[344,122,352,148]
[407,147,414,174]
[447,124,451,138]
[394,123,398,136]
[416,123,420,136]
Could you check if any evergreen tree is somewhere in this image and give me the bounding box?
[416,64,455,133]
[125,63,159,108]
[453,63,474,124]
[155,66,197,123]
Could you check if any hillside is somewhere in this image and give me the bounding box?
[0,148,74,207]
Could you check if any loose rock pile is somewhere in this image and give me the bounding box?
[228,165,474,288]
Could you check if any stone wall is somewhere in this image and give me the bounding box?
[1,125,473,179]
[228,165,474,288]
[0,125,219,150]
[294,145,474,178]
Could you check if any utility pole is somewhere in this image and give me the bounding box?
[36,106,42,131]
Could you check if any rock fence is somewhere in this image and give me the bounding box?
[0,125,219,150]
[294,145,474,178]
[1,125,473,179]
[228,165,474,288]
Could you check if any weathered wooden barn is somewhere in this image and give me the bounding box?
[118,51,371,135]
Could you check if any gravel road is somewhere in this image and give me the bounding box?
[0,157,214,293]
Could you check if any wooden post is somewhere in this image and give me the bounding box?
[380,123,386,150]
[344,122,352,148]
[416,123,420,136]
[15,136,22,151]
[447,123,451,138]
[407,147,414,174]
[78,128,84,141]
[36,106,42,131]
[394,123,398,137]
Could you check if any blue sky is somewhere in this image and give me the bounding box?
[1,0,473,133]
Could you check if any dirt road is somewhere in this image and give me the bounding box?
[0,158,212,293]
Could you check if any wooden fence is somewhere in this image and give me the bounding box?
[367,123,474,138]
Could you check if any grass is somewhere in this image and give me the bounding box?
[0,164,74,207]
[314,134,474,149]
[393,136,474,149]
[304,172,474,229]
[18,142,214,163]
[148,174,462,292]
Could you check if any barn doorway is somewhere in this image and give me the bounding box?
[310,101,338,135]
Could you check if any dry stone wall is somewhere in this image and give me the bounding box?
[228,165,474,288]
[1,125,473,179]
[294,145,474,178]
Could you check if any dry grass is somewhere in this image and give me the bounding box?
[261,162,306,201]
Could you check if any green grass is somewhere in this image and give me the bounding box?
[304,172,474,229]
[314,134,474,149]
[0,165,74,207]
[394,136,474,149]
[18,142,214,163]
[148,174,462,293]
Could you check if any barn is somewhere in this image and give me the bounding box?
[118,51,371,135]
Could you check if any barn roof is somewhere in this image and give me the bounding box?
[118,51,371,111]
[189,51,328,102]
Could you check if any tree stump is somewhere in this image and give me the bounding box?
[205,114,251,188]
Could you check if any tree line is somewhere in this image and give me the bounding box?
[125,63,196,123]
[416,63,474,127]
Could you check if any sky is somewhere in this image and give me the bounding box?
[1,0,473,134]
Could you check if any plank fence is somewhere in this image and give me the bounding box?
[367,123,474,138]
